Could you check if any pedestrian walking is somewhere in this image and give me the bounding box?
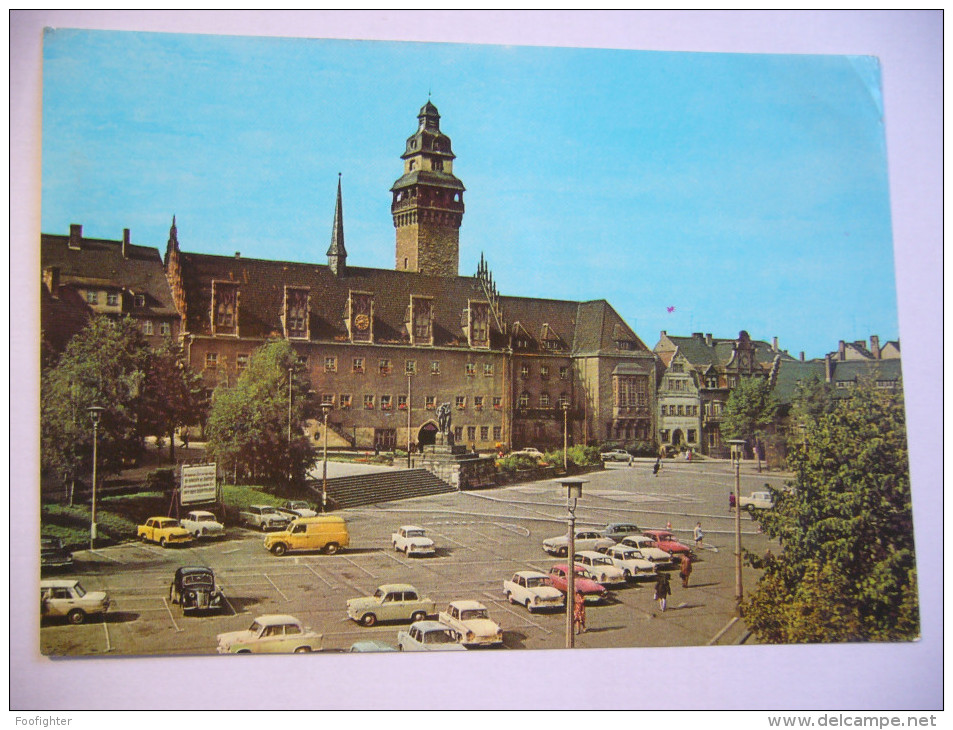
[653,458,661,477]
[693,521,704,548]
[728,492,736,512]
[573,590,587,634]
[666,520,673,531]
[680,553,693,588]
[654,573,671,612]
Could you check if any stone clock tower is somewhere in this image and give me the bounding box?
[391,101,465,277]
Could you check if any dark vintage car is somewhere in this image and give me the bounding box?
[41,536,73,570]
[169,566,226,613]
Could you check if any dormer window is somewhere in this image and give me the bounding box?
[284,286,310,340]
[211,281,239,336]
[408,296,433,345]
[466,300,490,349]
[347,291,374,343]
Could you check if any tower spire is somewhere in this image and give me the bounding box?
[327,173,348,277]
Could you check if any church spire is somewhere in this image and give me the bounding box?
[164,214,179,266]
[327,174,348,277]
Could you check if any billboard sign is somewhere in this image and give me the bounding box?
[180,463,217,505]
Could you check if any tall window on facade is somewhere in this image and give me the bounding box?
[142,320,154,336]
[159,322,171,336]
[212,282,239,335]
[284,287,309,339]
[430,361,440,376]
[410,296,433,345]
[340,394,352,410]
[426,396,436,410]
[467,301,490,348]
[539,392,551,408]
[348,291,374,343]
[518,391,530,408]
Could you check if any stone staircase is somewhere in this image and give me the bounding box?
[309,468,456,510]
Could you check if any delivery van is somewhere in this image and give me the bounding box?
[263,515,349,556]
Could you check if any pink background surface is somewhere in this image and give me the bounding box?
[11,10,941,710]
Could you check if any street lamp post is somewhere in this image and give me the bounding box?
[728,438,746,609]
[558,478,585,648]
[321,402,332,512]
[288,367,293,446]
[562,402,569,470]
[407,373,413,468]
[87,406,104,551]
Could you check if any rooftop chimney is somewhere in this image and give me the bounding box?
[800,351,805,362]
[235,252,241,259]
[870,335,881,359]
[692,332,703,339]
[838,340,846,361]
[68,224,82,250]
[705,333,713,346]
[660,330,667,338]
[122,229,130,258]
[772,336,779,352]
[825,353,834,382]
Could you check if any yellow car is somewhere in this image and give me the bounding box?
[137,516,194,547]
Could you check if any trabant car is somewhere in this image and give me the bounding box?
[41,536,73,570]
[391,525,436,557]
[600,449,631,462]
[573,551,627,587]
[739,491,775,512]
[216,614,322,654]
[41,579,109,624]
[641,529,696,562]
[239,505,291,532]
[616,535,674,565]
[503,571,565,613]
[438,600,503,647]
[179,511,225,539]
[278,500,318,519]
[599,522,642,541]
[397,621,467,652]
[599,545,658,580]
[346,584,435,627]
[169,566,226,613]
[542,529,615,557]
[137,517,194,547]
[548,564,607,603]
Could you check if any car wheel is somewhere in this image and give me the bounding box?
[525,598,533,613]
[200,528,208,537]
[169,585,176,603]
[361,613,377,627]
[236,649,251,654]
[623,569,631,579]
[294,646,312,653]
[411,611,427,623]
[558,547,568,557]
[398,645,404,652]
[324,542,339,555]
[393,542,399,552]
[159,537,168,548]
[67,609,85,625]
[270,543,288,556]
[504,591,513,604]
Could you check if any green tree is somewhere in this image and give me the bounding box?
[41,317,150,492]
[205,339,316,488]
[138,338,205,462]
[741,382,919,642]
[722,376,778,470]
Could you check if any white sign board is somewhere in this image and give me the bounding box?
[180,463,217,505]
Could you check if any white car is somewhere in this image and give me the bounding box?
[573,551,627,587]
[179,510,226,539]
[600,449,631,462]
[599,545,658,580]
[617,535,674,565]
[503,571,565,613]
[279,500,318,519]
[391,525,436,557]
[542,529,616,557]
[438,600,504,647]
[511,447,544,459]
[739,491,775,511]
[397,621,468,652]
[216,614,322,654]
[41,579,110,624]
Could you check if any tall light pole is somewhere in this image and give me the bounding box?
[321,402,332,512]
[728,438,746,609]
[287,366,293,446]
[87,406,104,551]
[562,401,569,471]
[407,373,413,468]
[559,478,585,648]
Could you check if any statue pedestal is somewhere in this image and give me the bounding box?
[416,436,494,490]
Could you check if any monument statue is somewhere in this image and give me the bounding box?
[437,402,452,439]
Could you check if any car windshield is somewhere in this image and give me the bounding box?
[249,621,264,633]
[373,589,385,598]
[290,502,307,509]
[183,574,212,586]
[73,583,86,597]
[261,507,278,515]
[461,609,488,620]
[193,515,214,522]
[406,530,425,537]
[592,557,612,566]
[425,629,456,644]
[526,576,551,588]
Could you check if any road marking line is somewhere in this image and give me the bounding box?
[220,548,241,555]
[264,574,290,602]
[460,525,502,544]
[162,597,183,632]
[482,592,552,635]
[341,555,377,579]
[492,522,531,538]
[303,563,334,588]
[88,549,124,564]
[708,616,739,645]
[423,528,469,548]
[101,618,113,651]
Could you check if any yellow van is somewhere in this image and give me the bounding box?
[263,516,349,556]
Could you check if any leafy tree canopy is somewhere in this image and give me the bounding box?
[742,382,919,643]
[205,339,316,488]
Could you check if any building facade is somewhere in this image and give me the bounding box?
[163,102,657,452]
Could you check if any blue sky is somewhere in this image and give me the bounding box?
[41,28,899,359]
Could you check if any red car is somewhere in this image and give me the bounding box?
[641,529,695,562]
[548,564,608,603]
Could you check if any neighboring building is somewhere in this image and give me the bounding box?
[654,330,794,457]
[164,101,657,452]
[40,225,181,361]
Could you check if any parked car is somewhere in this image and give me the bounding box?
[349,640,398,653]
[179,510,225,539]
[169,566,226,613]
[216,614,322,654]
[137,517,194,547]
[239,505,291,532]
[739,491,775,511]
[547,564,608,603]
[616,535,673,565]
[346,583,435,627]
[599,545,658,580]
[542,529,615,557]
[41,536,73,570]
[278,500,318,519]
[510,447,544,459]
[264,515,349,555]
[438,600,503,647]
[40,579,109,624]
[572,551,627,587]
[397,621,468,652]
[600,449,631,462]
[503,570,565,613]
[641,529,695,561]
[599,522,642,541]
[391,525,436,557]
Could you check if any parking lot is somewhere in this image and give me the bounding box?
[41,458,786,656]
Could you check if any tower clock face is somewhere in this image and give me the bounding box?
[354,314,370,331]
